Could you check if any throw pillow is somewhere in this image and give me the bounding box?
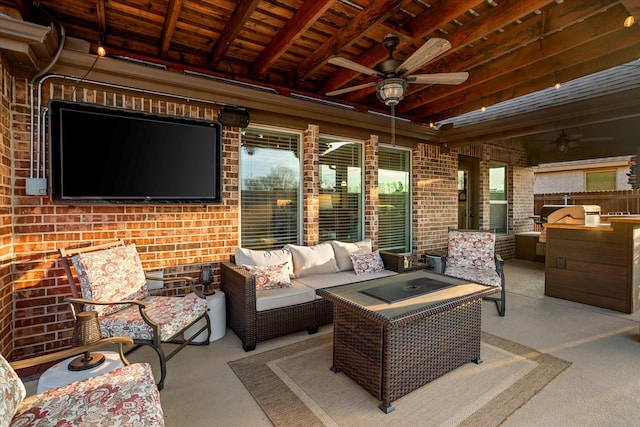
[234,247,294,277]
[331,240,372,271]
[350,250,385,276]
[242,263,292,290]
[285,243,339,278]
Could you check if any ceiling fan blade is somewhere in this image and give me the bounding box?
[325,81,377,96]
[408,72,469,85]
[396,38,451,77]
[580,137,614,142]
[328,57,381,77]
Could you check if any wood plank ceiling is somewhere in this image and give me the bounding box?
[2,0,640,160]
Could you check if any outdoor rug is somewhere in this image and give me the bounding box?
[228,332,571,426]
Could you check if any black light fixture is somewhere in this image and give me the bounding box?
[200,264,214,295]
[68,311,105,371]
[218,107,250,128]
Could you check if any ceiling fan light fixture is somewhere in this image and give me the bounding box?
[376,78,407,106]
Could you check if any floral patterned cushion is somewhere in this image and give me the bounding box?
[72,244,149,317]
[99,294,208,341]
[446,230,496,271]
[0,354,25,427]
[242,263,292,290]
[443,265,502,287]
[350,250,385,276]
[11,363,164,426]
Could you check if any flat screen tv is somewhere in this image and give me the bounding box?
[48,100,222,204]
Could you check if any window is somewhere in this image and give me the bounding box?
[318,137,362,241]
[489,163,508,233]
[378,147,411,252]
[586,170,616,191]
[240,128,300,249]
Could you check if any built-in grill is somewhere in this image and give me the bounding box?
[538,205,601,243]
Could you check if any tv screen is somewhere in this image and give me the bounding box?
[48,100,222,204]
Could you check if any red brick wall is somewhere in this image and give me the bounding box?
[0,64,12,358]
[10,79,239,359]
[412,144,458,253]
[2,73,532,359]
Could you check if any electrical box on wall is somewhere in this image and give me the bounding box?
[25,178,47,195]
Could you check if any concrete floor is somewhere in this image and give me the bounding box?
[27,259,640,426]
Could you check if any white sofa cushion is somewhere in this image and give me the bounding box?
[331,240,372,271]
[235,247,294,277]
[255,282,316,311]
[295,269,397,293]
[285,243,339,278]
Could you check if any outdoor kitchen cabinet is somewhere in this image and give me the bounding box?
[544,218,640,313]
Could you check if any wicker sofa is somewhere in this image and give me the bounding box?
[220,240,398,351]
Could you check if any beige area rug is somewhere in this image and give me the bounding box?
[229,332,571,427]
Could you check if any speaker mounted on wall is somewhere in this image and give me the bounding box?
[218,107,250,128]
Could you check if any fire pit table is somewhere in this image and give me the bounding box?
[316,269,499,413]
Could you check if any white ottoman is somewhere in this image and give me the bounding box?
[185,291,226,343]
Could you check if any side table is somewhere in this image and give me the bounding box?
[185,290,226,343]
[37,351,124,393]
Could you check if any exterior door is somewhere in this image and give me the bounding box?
[458,156,479,230]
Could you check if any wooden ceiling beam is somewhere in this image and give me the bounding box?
[436,37,640,123]
[159,0,183,58]
[251,0,335,77]
[296,0,410,82]
[398,0,621,113]
[96,0,107,36]
[405,4,631,118]
[207,0,260,69]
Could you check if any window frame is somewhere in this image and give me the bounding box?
[318,134,364,242]
[489,162,508,234]
[239,125,303,249]
[378,144,412,253]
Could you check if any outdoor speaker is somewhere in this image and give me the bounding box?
[218,108,250,128]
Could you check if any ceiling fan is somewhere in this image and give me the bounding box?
[551,130,614,153]
[325,34,468,144]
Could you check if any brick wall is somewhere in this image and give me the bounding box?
[2,72,533,359]
[0,64,12,358]
[10,80,239,359]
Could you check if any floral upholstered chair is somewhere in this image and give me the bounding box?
[1,337,165,426]
[443,229,506,316]
[59,240,211,390]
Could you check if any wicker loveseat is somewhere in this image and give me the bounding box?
[220,240,398,351]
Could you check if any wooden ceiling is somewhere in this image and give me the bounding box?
[2,0,640,160]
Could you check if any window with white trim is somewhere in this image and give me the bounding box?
[489,163,508,233]
[585,170,616,191]
[240,128,300,249]
[378,147,411,252]
[318,136,363,242]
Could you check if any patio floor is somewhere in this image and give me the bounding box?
[27,259,640,426]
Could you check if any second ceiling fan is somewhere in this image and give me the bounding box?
[326,34,469,106]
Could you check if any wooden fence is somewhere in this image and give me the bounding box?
[534,190,640,215]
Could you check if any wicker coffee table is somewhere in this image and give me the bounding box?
[316,270,498,413]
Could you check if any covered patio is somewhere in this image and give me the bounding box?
[23,259,637,425]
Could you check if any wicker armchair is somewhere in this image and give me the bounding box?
[59,239,211,390]
[2,337,165,426]
[443,229,506,316]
